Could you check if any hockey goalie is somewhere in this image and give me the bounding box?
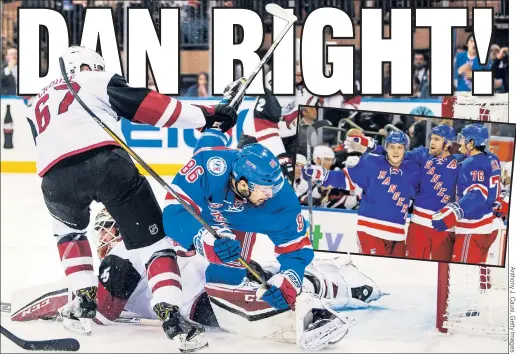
[10,170,385,353]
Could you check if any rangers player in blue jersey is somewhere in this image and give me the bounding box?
[432,123,502,264]
[303,130,420,257]
[360,125,464,261]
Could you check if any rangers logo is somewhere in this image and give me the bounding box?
[269,159,277,168]
[148,224,159,235]
[207,157,227,176]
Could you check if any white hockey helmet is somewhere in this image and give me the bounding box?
[61,46,105,75]
[313,145,335,165]
[92,208,121,260]
[296,154,307,166]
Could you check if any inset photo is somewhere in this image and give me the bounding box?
[297,107,513,267]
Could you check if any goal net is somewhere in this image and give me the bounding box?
[441,92,509,122]
[436,262,508,339]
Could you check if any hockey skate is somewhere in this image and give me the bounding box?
[153,302,208,352]
[59,286,97,336]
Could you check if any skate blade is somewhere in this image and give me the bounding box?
[63,317,92,336]
[178,333,209,353]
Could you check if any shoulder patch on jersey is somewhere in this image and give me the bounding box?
[207,156,227,176]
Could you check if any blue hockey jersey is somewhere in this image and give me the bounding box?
[454,152,501,235]
[162,129,313,286]
[373,145,464,229]
[323,154,420,241]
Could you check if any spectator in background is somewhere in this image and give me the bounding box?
[454,34,491,92]
[419,69,430,98]
[296,106,318,156]
[408,117,435,149]
[1,47,17,95]
[185,72,209,97]
[491,45,509,93]
[413,52,428,89]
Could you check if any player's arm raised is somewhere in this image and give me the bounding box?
[105,74,237,132]
[301,155,370,191]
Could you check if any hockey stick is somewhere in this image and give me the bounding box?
[226,4,297,108]
[58,58,265,286]
[0,325,80,352]
[57,5,296,288]
[305,120,332,242]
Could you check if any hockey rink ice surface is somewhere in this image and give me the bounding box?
[0,174,508,353]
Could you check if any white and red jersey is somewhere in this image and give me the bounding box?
[242,84,321,156]
[27,72,207,176]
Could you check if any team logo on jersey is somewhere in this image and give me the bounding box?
[207,157,227,176]
[148,224,159,235]
[270,159,277,168]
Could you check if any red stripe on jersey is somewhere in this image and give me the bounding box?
[165,191,201,214]
[257,132,280,142]
[412,208,432,219]
[163,100,182,127]
[464,184,488,199]
[357,219,405,234]
[255,117,278,132]
[64,264,94,276]
[151,279,182,293]
[58,239,92,260]
[282,110,298,124]
[457,215,494,229]
[275,236,312,255]
[133,91,171,126]
[342,169,355,191]
[39,141,120,177]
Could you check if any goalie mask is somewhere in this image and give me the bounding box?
[92,208,121,260]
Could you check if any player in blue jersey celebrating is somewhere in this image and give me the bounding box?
[303,130,420,257]
[350,125,464,261]
[432,123,502,264]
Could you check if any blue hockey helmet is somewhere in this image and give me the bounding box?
[385,130,409,148]
[431,124,456,143]
[459,123,489,147]
[232,144,285,197]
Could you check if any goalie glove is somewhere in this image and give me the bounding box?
[257,270,301,311]
[196,104,237,133]
[193,226,242,264]
[431,202,464,232]
[302,165,328,187]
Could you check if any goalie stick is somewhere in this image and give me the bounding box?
[305,120,332,242]
[0,325,80,352]
[57,4,297,290]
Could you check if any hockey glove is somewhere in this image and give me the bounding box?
[344,136,376,154]
[258,271,301,311]
[302,165,328,186]
[196,104,237,133]
[194,227,242,264]
[493,194,509,218]
[222,78,247,110]
[431,202,464,232]
[277,153,294,183]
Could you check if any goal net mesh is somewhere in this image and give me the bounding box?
[442,92,509,122]
[437,263,508,339]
